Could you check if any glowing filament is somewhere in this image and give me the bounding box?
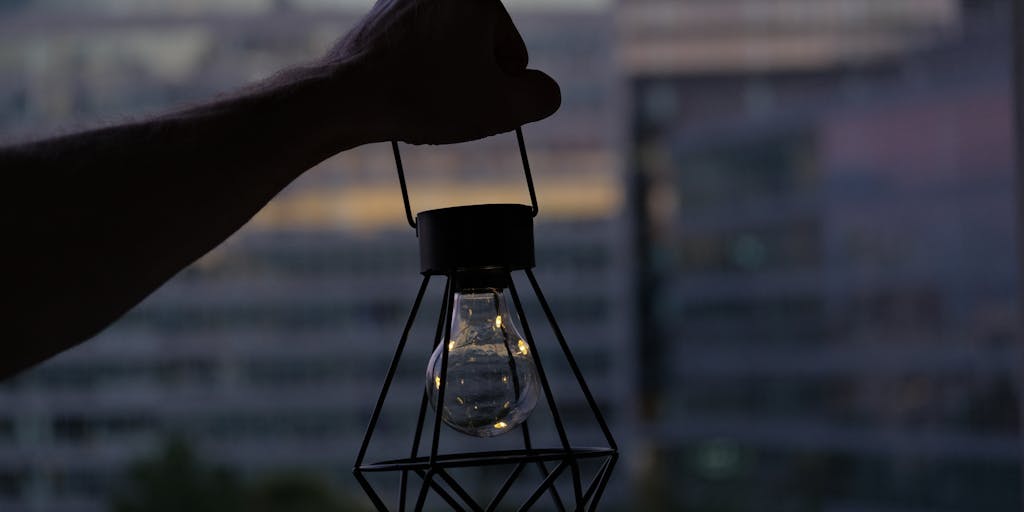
[518,339,529,355]
[495,315,502,328]
[434,376,441,389]
[494,421,508,429]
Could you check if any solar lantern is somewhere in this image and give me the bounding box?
[353,128,617,511]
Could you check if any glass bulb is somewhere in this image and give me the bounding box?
[426,287,539,437]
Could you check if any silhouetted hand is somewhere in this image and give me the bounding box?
[326,0,560,145]
[0,0,560,379]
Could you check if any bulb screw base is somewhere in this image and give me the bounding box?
[417,204,535,275]
[452,269,509,290]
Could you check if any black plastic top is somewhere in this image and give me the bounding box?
[416,204,535,275]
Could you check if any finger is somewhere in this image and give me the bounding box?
[492,0,529,73]
[500,69,561,126]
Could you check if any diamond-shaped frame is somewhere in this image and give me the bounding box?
[353,269,618,511]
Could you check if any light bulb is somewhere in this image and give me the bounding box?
[426,284,539,437]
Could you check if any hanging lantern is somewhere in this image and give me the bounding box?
[353,128,618,511]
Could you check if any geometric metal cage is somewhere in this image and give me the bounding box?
[352,130,618,511]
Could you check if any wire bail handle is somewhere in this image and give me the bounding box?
[391,126,540,230]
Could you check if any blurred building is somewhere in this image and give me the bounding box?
[0,3,628,511]
[1,0,1021,511]
[623,0,1020,510]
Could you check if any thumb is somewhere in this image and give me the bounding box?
[500,69,561,127]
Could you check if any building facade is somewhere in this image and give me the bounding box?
[623,0,1020,510]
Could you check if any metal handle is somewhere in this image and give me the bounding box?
[392,126,540,230]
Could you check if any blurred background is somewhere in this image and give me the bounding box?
[0,0,1018,510]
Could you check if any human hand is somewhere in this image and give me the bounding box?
[0,0,560,379]
[326,0,561,145]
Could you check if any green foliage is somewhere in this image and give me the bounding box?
[112,438,245,512]
[248,472,362,512]
[112,438,370,512]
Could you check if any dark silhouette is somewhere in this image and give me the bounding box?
[0,0,560,379]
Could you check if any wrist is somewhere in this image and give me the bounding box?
[278,61,382,156]
[236,58,392,174]
[322,55,405,146]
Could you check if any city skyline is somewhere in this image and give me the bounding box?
[0,0,1018,511]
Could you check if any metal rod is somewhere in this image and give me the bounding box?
[521,422,566,512]
[359,448,614,471]
[392,131,538,221]
[518,461,568,512]
[411,276,451,457]
[515,127,540,217]
[524,269,618,451]
[570,451,583,508]
[502,298,560,511]
[507,277,572,450]
[586,455,617,512]
[507,275,582,506]
[502,279,565,508]
[403,278,448,511]
[414,469,469,512]
[400,467,408,511]
[498,286,524,404]
[401,392,429,511]
[392,140,417,229]
[355,276,431,466]
[437,468,484,512]
[580,457,612,506]
[413,469,435,512]
[429,277,457,460]
[353,470,389,512]
[485,462,526,512]
[400,401,428,509]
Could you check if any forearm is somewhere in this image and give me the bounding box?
[2,61,377,378]
[0,0,560,379]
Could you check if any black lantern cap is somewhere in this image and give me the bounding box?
[452,269,509,290]
[417,204,535,275]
